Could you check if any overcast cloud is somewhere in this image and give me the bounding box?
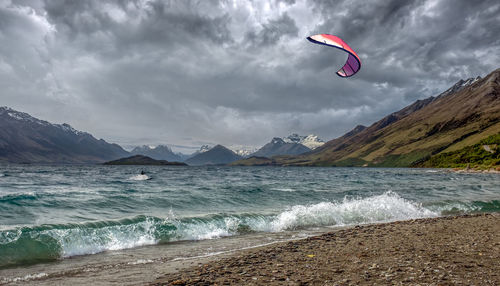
[1,0,499,151]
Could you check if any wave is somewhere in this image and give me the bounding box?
[0,192,38,203]
[272,188,296,192]
[269,191,436,231]
[426,200,500,215]
[0,192,498,268]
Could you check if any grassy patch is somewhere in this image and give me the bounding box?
[331,157,367,167]
[416,133,500,168]
[373,150,433,167]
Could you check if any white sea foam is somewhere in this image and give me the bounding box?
[128,259,154,265]
[129,174,150,181]
[168,192,438,242]
[0,191,35,200]
[176,217,241,240]
[427,201,481,214]
[5,272,48,283]
[50,217,160,258]
[273,188,296,192]
[269,191,437,231]
[12,192,438,261]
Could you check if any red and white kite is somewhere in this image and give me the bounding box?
[307,34,361,78]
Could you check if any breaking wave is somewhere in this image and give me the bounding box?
[1,191,497,268]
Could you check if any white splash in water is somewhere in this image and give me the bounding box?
[128,259,154,265]
[50,217,160,257]
[273,188,296,192]
[1,192,439,262]
[7,272,48,283]
[129,174,150,181]
[269,191,437,231]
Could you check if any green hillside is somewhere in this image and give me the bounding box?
[416,133,500,169]
[235,68,500,168]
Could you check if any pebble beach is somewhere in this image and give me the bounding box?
[153,213,500,285]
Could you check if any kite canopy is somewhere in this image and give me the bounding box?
[307,34,361,78]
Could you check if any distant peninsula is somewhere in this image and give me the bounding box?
[103,155,187,166]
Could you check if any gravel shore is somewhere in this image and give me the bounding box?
[152,213,500,285]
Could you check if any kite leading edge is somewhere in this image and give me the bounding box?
[307,34,361,78]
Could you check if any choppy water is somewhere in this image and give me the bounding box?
[0,165,499,271]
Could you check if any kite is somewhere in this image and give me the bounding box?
[307,34,361,78]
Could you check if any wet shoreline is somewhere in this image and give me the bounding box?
[1,214,499,285]
[152,213,500,285]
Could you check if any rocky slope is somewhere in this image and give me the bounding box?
[283,134,325,150]
[0,107,129,163]
[239,68,500,167]
[251,137,311,158]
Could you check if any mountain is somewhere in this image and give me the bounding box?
[238,68,500,167]
[185,145,242,166]
[0,107,129,164]
[197,145,212,153]
[251,137,311,158]
[186,144,211,157]
[283,134,325,150]
[228,145,259,158]
[130,145,183,162]
[103,155,186,165]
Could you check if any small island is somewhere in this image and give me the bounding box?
[103,155,187,166]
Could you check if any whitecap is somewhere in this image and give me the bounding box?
[128,259,154,265]
[269,191,437,231]
[273,188,296,192]
[7,272,48,283]
[129,174,150,181]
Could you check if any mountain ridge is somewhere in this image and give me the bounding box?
[251,137,311,158]
[0,107,129,164]
[185,144,242,166]
[236,68,500,167]
[282,134,325,150]
[130,145,184,162]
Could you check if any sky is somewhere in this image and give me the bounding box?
[1,0,499,152]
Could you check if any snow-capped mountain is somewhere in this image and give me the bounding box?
[184,144,213,160]
[1,106,88,136]
[185,145,242,166]
[437,76,481,99]
[130,145,184,162]
[198,145,212,153]
[0,106,128,163]
[283,133,325,150]
[1,106,49,124]
[228,145,259,157]
[252,137,311,158]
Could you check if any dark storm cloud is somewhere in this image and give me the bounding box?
[310,0,500,86]
[1,0,499,150]
[244,12,298,47]
[43,0,233,53]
